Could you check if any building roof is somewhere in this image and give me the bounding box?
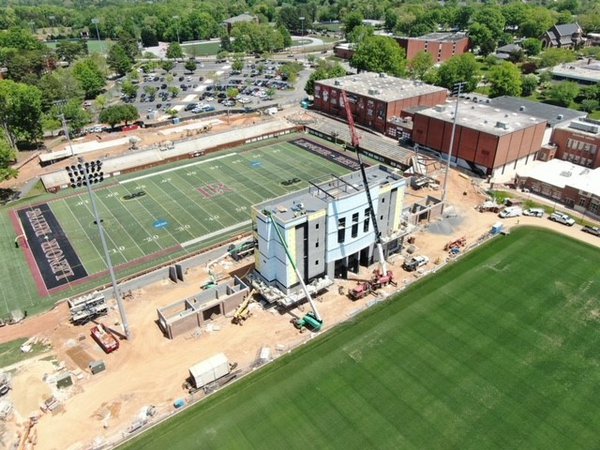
[316,72,447,103]
[416,101,546,136]
[552,59,600,84]
[555,117,600,136]
[517,158,600,196]
[544,23,582,46]
[408,32,468,42]
[496,43,521,54]
[487,96,584,127]
[255,165,404,224]
[223,13,256,24]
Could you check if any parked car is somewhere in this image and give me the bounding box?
[549,212,575,226]
[523,208,544,218]
[582,225,600,237]
[499,206,523,218]
[223,100,236,107]
[403,255,429,272]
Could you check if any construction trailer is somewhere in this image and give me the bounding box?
[68,292,108,325]
[188,353,231,390]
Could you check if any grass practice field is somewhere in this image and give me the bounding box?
[124,228,600,450]
[0,136,351,316]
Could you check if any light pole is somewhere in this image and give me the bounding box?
[299,16,305,43]
[66,160,131,339]
[441,81,467,207]
[172,16,180,44]
[59,114,75,157]
[91,18,101,42]
[49,16,55,35]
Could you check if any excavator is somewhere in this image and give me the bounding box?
[266,210,323,332]
[340,89,394,287]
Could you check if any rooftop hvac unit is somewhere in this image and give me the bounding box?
[569,121,600,134]
[519,105,526,111]
[334,80,343,86]
[435,105,446,113]
[368,88,381,95]
[495,121,509,130]
[379,73,386,78]
[557,114,564,120]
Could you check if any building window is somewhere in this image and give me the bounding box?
[351,212,359,238]
[315,223,319,229]
[337,218,346,243]
[381,198,385,203]
[315,260,319,265]
[315,241,319,248]
[579,197,587,207]
[364,208,370,232]
[380,215,384,221]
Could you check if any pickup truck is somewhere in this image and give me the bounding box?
[549,212,575,226]
[403,255,429,272]
[582,225,600,237]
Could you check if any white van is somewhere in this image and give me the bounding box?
[499,206,522,218]
[523,208,544,217]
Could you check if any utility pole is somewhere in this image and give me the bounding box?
[442,81,467,206]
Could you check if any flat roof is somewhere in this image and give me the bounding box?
[416,101,546,136]
[316,72,446,103]
[552,59,600,83]
[555,118,600,136]
[517,159,600,196]
[255,165,403,224]
[400,32,468,42]
[488,96,584,127]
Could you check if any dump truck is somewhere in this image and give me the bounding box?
[188,353,231,391]
[91,324,120,354]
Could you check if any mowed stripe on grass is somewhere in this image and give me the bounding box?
[124,228,600,450]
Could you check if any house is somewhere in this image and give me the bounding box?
[223,13,258,34]
[494,44,522,61]
[541,23,586,49]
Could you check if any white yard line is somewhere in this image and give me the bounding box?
[120,153,236,184]
[181,220,251,248]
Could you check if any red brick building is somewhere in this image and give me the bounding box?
[314,73,447,134]
[412,102,547,177]
[550,118,600,169]
[395,32,470,63]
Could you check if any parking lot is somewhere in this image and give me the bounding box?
[114,59,311,123]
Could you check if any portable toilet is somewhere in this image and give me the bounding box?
[56,373,73,389]
[491,222,504,235]
[89,360,106,375]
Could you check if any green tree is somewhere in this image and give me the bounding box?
[408,51,434,80]
[121,80,139,98]
[521,74,539,97]
[227,87,239,99]
[548,82,580,107]
[436,53,480,92]
[95,94,108,110]
[278,26,292,49]
[522,38,542,56]
[107,43,134,76]
[347,25,374,45]
[232,57,244,72]
[185,59,197,73]
[344,12,364,37]
[55,40,87,64]
[72,59,106,98]
[468,23,496,56]
[220,29,232,52]
[166,42,184,60]
[539,48,576,68]
[161,60,175,72]
[581,99,599,113]
[168,86,180,98]
[351,36,406,77]
[48,99,91,135]
[167,109,178,119]
[0,130,17,181]
[0,80,43,147]
[279,62,302,83]
[305,60,346,95]
[216,50,229,62]
[519,8,556,38]
[99,104,139,129]
[488,62,522,98]
[38,69,84,110]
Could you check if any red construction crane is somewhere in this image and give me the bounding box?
[340,90,389,276]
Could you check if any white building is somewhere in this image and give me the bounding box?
[252,165,407,293]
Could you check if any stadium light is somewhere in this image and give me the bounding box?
[91,18,101,42]
[66,159,131,339]
[172,16,180,44]
[441,81,467,208]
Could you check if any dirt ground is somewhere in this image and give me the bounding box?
[1,115,599,450]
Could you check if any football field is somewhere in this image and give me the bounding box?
[1,136,352,314]
[123,228,600,450]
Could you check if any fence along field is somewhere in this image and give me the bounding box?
[123,228,600,450]
[1,136,351,315]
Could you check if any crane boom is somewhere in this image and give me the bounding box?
[340,90,387,274]
[267,211,322,322]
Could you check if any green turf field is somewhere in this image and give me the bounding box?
[123,228,600,450]
[183,41,221,57]
[0,136,350,316]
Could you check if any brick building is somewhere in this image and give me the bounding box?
[314,72,447,134]
[550,118,600,169]
[395,32,470,63]
[412,102,547,178]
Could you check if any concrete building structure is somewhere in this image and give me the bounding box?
[252,165,407,293]
[551,59,600,85]
[515,159,600,219]
[395,32,470,63]
[541,23,586,49]
[550,118,600,169]
[412,101,547,178]
[223,13,258,34]
[333,43,355,60]
[314,72,447,134]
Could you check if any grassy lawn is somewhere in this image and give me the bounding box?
[0,338,49,369]
[0,135,350,316]
[183,41,221,57]
[45,39,110,54]
[123,227,600,450]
